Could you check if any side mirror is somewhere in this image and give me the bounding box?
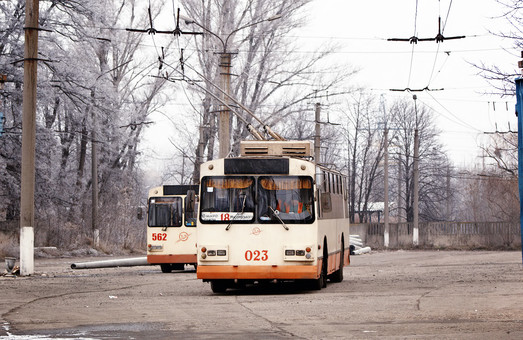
[137,207,143,220]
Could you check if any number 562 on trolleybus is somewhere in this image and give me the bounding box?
[147,185,198,273]
[196,141,350,293]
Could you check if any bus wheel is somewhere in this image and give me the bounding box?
[320,244,328,288]
[311,252,328,290]
[210,280,228,293]
[160,264,172,273]
[330,246,344,283]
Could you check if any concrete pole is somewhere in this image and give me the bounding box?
[314,103,321,165]
[515,52,523,265]
[218,53,231,158]
[384,129,389,247]
[91,101,99,248]
[413,128,420,246]
[397,157,402,222]
[446,165,450,220]
[20,0,40,276]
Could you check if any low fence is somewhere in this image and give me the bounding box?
[351,221,521,250]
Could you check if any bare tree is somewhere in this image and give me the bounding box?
[472,0,522,96]
[0,0,172,251]
[339,93,385,223]
[389,98,451,222]
[456,132,519,222]
[174,0,354,183]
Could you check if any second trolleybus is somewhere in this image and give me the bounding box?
[147,184,198,273]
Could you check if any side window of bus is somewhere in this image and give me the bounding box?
[321,192,332,213]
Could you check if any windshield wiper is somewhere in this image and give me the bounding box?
[226,195,246,231]
[268,206,289,230]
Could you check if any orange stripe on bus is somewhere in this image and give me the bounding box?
[147,254,197,264]
[197,265,318,280]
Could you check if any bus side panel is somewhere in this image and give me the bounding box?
[148,254,197,264]
[147,227,197,264]
[317,218,350,275]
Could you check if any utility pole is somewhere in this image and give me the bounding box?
[413,95,420,246]
[314,103,321,165]
[184,14,281,158]
[91,89,99,248]
[20,0,40,276]
[515,50,523,265]
[381,94,390,248]
[397,157,402,222]
[384,128,390,247]
[219,53,232,158]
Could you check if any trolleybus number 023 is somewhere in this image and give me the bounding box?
[245,250,268,261]
[151,233,167,241]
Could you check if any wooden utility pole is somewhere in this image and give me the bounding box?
[20,0,40,276]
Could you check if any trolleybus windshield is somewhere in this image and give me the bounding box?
[148,197,183,227]
[199,175,314,224]
[200,176,255,223]
[258,176,314,224]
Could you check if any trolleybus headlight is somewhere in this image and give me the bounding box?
[296,250,305,256]
[201,253,207,259]
[305,253,312,259]
[217,249,227,256]
[285,249,295,256]
[207,250,216,256]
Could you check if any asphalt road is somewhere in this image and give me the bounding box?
[1,250,522,339]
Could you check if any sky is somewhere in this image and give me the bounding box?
[298,0,518,166]
[142,0,520,184]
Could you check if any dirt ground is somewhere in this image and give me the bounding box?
[1,250,522,339]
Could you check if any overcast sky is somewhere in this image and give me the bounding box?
[143,0,519,184]
[299,0,518,166]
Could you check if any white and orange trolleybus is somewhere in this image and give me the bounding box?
[196,141,350,292]
[147,184,198,273]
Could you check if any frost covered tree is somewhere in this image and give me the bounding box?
[0,0,172,251]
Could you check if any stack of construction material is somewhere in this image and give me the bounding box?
[349,235,371,255]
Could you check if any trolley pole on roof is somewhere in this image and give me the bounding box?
[515,51,523,265]
[20,0,40,276]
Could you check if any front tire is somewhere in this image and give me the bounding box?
[160,264,172,273]
[210,280,228,293]
[330,246,344,283]
[311,244,328,290]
